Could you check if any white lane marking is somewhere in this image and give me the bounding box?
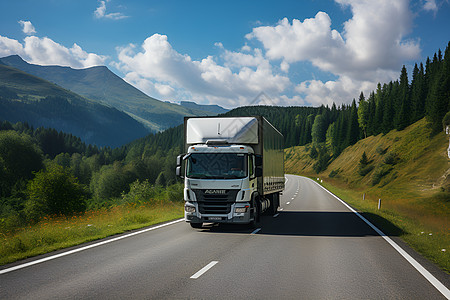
[303,176,450,299]
[286,202,291,205]
[0,219,184,275]
[291,197,295,200]
[190,261,218,279]
[251,228,261,234]
[273,213,280,218]
[279,208,284,211]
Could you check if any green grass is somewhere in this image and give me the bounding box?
[0,201,183,266]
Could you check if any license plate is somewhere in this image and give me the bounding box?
[208,217,222,221]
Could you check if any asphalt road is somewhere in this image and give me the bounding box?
[1,174,449,299]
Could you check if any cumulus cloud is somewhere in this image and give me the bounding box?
[247,0,421,105]
[116,34,290,107]
[0,35,107,69]
[95,0,128,20]
[18,20,36,35]
[423,0,438,12]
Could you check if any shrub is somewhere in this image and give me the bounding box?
[358,165,374,176]
[383,152,398,165]
[313,146,331,174]
[309,146,318,159]
[376,146,388,155]
[122,179,156,204]
[25,165,86,220]
[371,165,393,186]
[359,151,369,166]
[329,169,340,178]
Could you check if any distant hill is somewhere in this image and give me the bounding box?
[0,55,217,132]
[0,63,148,147]
[179,101,228,115]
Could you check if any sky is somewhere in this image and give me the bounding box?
[0,0,449,109]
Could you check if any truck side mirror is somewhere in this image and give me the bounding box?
[176,166,184,178]
[176,154,184,167]
[255,156,263,167]
[255,167,263,177]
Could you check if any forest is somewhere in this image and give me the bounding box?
[0,42,448,231]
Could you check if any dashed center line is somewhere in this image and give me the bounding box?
[273,213,280,218]
[190,261,218,279]
[286,202,291,205]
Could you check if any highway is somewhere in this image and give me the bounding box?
[1,174,449,299]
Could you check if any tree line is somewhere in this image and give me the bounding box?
[0,42,448,228]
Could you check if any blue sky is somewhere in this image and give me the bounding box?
[0,0,449,108]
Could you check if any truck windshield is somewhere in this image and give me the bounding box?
[186,153,247,179]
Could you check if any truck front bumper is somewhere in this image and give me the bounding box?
[185,202,252,224]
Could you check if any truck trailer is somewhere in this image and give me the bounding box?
[176,116,285,228]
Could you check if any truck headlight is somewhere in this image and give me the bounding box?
[235,206,249,213]
[185,205,196,213]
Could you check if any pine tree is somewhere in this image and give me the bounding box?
[396,65,410,130]
[357,91,369,138]
[346,99,360,146]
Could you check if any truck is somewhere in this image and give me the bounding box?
[176,116,284,228]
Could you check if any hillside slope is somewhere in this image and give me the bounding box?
[285,119,449,224]
[285,118,449,201]
[285,118,449,270]
[285,118,449,231]
[0,64,148,147]
[0,55,214,131]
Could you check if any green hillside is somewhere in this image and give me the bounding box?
[0,55,216,131]
[0,64,148,147]
[285,118,449,271]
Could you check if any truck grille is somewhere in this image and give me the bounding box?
[193,190,239,214]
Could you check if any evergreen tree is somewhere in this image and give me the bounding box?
[311,114,327,144]
[357,91,369,138]
[396,65,410,130]
[346,99,360,146]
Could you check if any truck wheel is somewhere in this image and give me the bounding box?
[270,193,279,215]
[190,223,203,229]
[249,197,260,228]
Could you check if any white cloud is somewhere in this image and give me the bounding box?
[247,0,421,105]
[0,35,26,57]
[95,0,128,20]
[0,35,107,69]
[18,20,36,35]
[423,0,438,13]
[116,34,290,107]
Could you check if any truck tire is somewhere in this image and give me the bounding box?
[269,192,279,215]
[249,196,260,228]
[190,222,203,229]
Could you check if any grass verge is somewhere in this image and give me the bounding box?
[0,201,183,266]
[317,179,449,274]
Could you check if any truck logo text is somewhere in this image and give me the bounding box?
[204,189,226,194]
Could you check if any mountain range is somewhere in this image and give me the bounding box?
[0,55,228,147]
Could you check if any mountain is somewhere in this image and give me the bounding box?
[0,55,217,132]
[0,63,148,148]
[179,101,228,115]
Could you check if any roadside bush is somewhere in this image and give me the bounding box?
[329,168,340,178]
[358,165,374,176]
[309,146,318,159]
[313,146,331,174]
[358,151,373,176]
[383,152,399,165]
[25,164,86,220]
[166,183,184,202]
[376,146,388,155]
[371,165,393,186]
[122,179,156,204]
